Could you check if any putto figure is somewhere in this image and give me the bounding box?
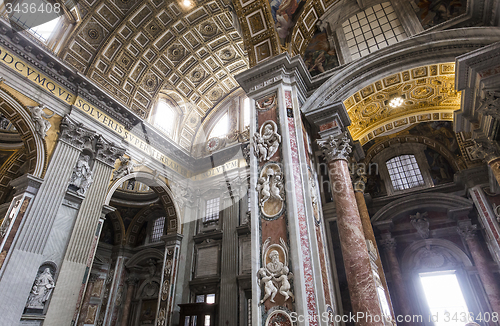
[27,104,54,138]
[26,268,55,310]
[113,157,145,180]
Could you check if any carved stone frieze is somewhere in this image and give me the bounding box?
[59,115,96,149]
[317,132,352,162]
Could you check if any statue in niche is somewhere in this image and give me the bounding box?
[112,157,145,180]
[69,155,93,195]
[0,199,21,237]
[26,268,55,309]
[27,104,54,138]
[252,120,281,162]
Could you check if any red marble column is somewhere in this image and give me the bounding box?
[458,221,500,313]
[353,179,395,320]
[76,274,97,326]
[318,133,384,326]
[379,234,414,325]
[120,278,137,326]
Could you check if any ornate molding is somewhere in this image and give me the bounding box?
[471,138,500,163]
[379,234,397,251]
[316,132,352,162]
[59,115,95,149]
[457,220,478,240]
[95,136,126,168]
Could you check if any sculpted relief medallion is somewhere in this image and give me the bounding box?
[256,163,284,218]
[252,120,281,162]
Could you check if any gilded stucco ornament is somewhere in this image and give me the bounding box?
[317,132,352,162]
[252,120,281,162]
[27,104,54,138]
[258,237,294,305]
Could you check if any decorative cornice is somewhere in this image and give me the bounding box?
[95,136,126,168]
[471,138,500,164]
[59,115,95,149]
[316,132,352,162]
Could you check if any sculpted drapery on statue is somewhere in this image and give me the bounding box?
[26,268,55,310]
[27,104,54,138]
[112,156,145,180]
[69,155,93,195]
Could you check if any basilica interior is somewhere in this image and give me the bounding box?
[0,0,500,325]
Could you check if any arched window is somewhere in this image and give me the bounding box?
[386,154,424,191]
[152,98,178,138]
[9,0,63,43]
[208,113,229,139]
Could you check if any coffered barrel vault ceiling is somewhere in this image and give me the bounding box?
[344,63,460,145]
[64,0,249,120]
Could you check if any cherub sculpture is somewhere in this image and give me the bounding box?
[27,104,54,138]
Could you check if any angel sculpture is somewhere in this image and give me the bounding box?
[252,132,268,162]
[261,123,281,160]
[256,176,271,207]
[112,157,145,180]
[270,173,284,202]
[257,268,277,304]
[275,266,294,302]
[27,105,54,138]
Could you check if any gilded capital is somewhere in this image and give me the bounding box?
[59,115,96,149]
[316,132,352,162]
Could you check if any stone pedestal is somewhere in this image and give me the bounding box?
[457,220,500,313]
[318,133,384,326]
[379,234,413,325]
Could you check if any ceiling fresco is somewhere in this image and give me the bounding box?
[343,63,460,145]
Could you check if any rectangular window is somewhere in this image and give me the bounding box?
[386,155,424,191]
[419,271,469,326]
[10,0,61,43]
[204,198,220,222]
[150,217,165,242]
[342,2,407,60]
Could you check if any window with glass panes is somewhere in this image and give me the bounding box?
[204,198,220,222]
[386,155,424,191]
[150,217,165,242]
[342,2,407,60]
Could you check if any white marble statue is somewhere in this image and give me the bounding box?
[252,121,281,162]
[266,250,283,275]
[112,157,145,180]
[256,176,271,207]
[275,266,294,301]
[26,268,55,309]
[69,155,93,195]
[257,268,277,304]
[27,105,54,138]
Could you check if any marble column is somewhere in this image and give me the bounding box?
[120,277,137,326]
[317,133,384,326]
[44,137,125,325]
[352,174,395,320]
[77,273,98,326]
[378,234,413,323]
[0,115,95,324]
[457,220,500,313]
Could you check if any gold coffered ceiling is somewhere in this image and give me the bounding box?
[63,0,249,119]
[344,63,460,145]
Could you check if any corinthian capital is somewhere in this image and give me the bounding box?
[379,234,397,251]
[59,115,96,149]
[96,136,127,167]
[316,132,352,162]
[470,138,500,163]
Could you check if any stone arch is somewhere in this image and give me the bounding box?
[302,28,500,112]
[105,171,181,234]
[106,210,126,246]
[371,193,473,223]
[124,204,165,247]
[125,248,164,269]
[401,238,473,273]
[0,89,47,178]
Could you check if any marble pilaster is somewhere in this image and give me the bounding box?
[0,115,95,324]
[44,137,125,326]
[317,133,384,326]
[457,220,500,313]
[120,277,138,326]
[378,234,413,324]
[76,273,98,326]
